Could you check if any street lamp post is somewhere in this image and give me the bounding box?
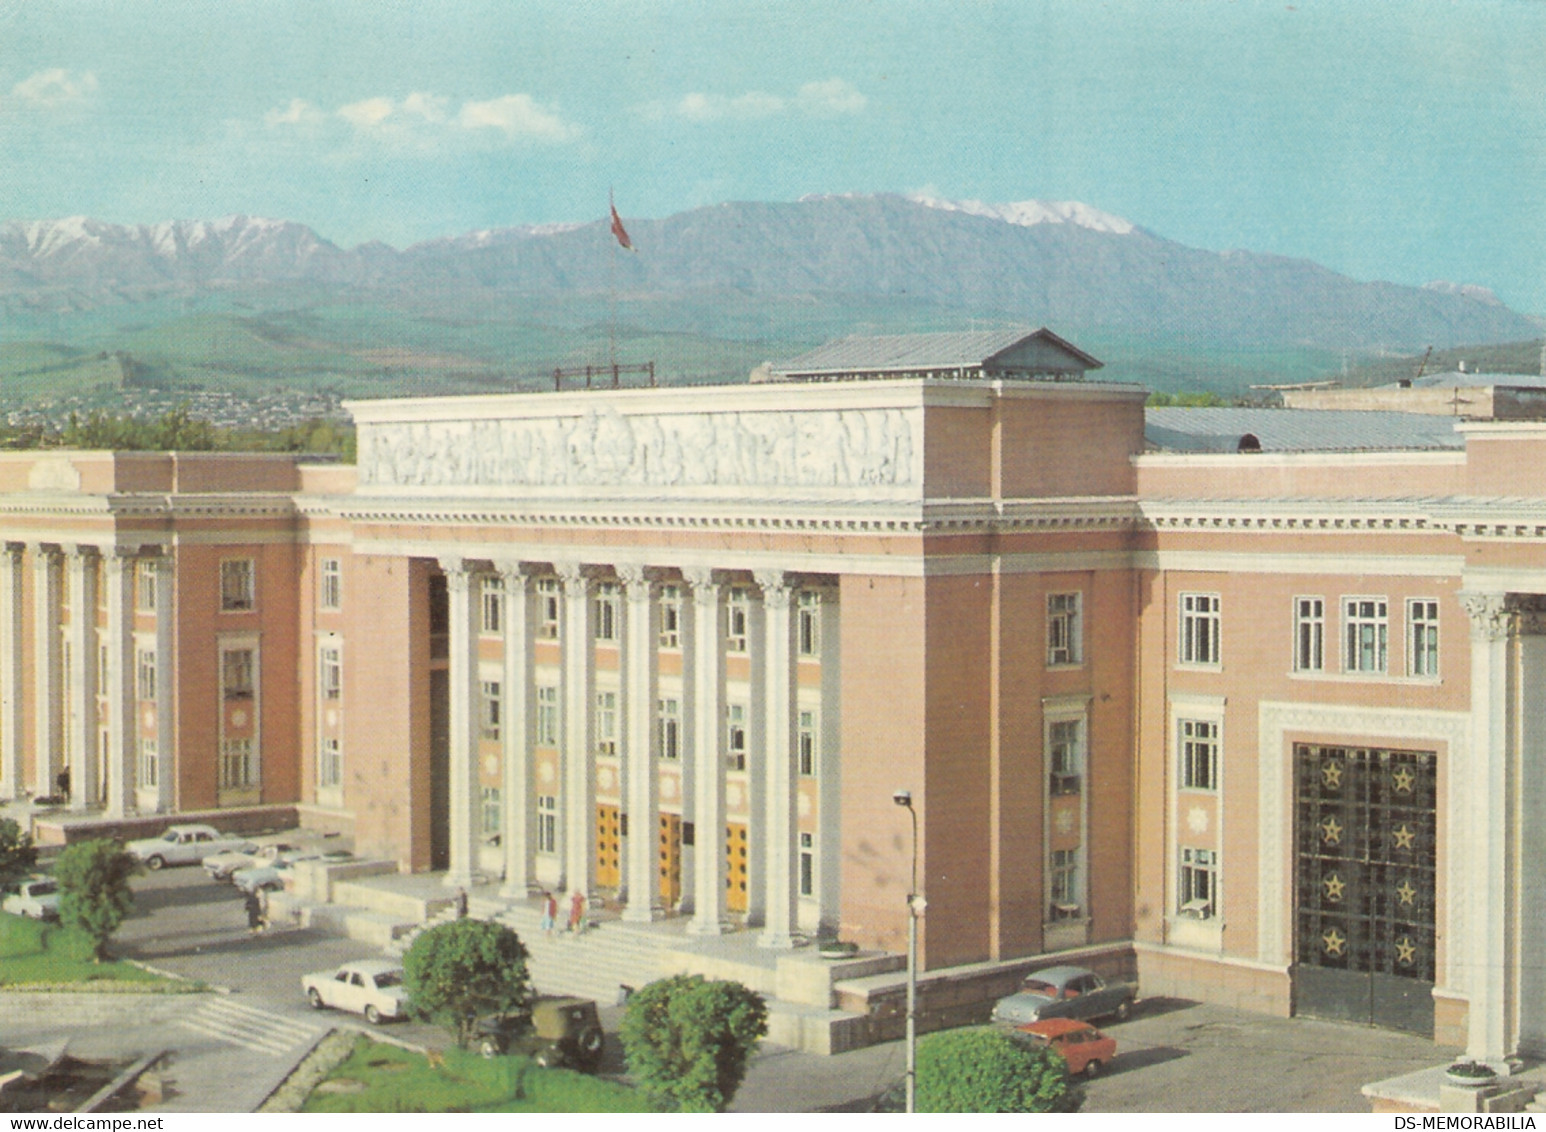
[893,789,923,1114]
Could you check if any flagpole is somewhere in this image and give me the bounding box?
[608,187,617,374]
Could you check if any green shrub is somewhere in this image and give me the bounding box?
[402,919,534,1048]
[54,839,138,961]
[619,974,768,1112]
[0,818,38,885]
[914,1027,1081,1113]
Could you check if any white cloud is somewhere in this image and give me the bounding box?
[265,90,576,149]
[642,78,865,124]
[337,97,395,129]
[11,68,97,108]
[796,78,866,116]
[264,98,322,126]
[456,94,574,140]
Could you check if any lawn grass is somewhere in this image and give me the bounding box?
[301,1035,651,1113]
[0,911,177,988]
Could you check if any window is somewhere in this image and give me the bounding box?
[1179,847,1218,919]
[658,698,680,760]
[1409,599,1440,677]
[594,583,619,642]
[1049,849,1080,919]
[220,559,255,612]
[797,591,821,657]
[319,646,341,701]
[1344,597,1388,673]
[726,703,747,771]
[798,710,818,777]
[481,680,502,741]
[219,738,254,789]
[318,737,342,788]
[594,690,617,755]
[481,576,502,635]
[1047,592,1082,666]
[1294,596,1324,672]
[536,685,559,746]
[1179,718,1219,791]
[136,649,156,701]
[138,737,158,788]
[481,787,502,836]
[136,561,158,612]
[1048,718,1082,796]
[1180,593,1221,665]
[537,795,558,854]
[658,585,681,649]
[537,579,560,639]
[725,587,749,653]
[319,558,342,611]
[223,648,255,700]
[799,832,815,897]
[98,643,109,692]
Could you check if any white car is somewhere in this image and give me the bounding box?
[302,960,409,1024]
[2,877,60,920]
[204,842,305,882]
[125,824,256,870]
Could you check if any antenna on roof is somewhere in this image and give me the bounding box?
[1414,346,1433,381]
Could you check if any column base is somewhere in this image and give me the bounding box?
[621,902,665,923]
[443,870,477,889]
[498,879,533,901]
[758,928,799,950]
[688,915,728,936]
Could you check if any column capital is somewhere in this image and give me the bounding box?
[1461,591,1513,642]
[494,561,531,589]
[439,556,474,594]
[754,569,792,609]
[553,559,589,589]
[682,566,720,595]
[64,543,100,560]
[616,564,653,600]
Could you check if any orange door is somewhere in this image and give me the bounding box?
[658,813,682,907]
[596,804,621,888]
[725,823,749,913]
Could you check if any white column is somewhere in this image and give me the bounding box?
[65,547,99,812]
[1516,605,1546,1057]
[556,561,595,898]
[686,568,726,935]
[153,554,174,813]
[1460,591,1514,1067]
[32,546,62,798]
[620,565,660,922]
[102,549,136,819]
[757,571,798,948]
[498,564,532,899]
[441,558,481,887]
[0,544,24,800]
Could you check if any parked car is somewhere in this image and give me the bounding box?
[233,848,350,894]
[125,824,256,870]
[991,965,1135,1026]
[475,995,605,1069]
[204,841,306,882]
[302,960,408,1024]
[2,876,60,920]
[1016,1017,1118,1077]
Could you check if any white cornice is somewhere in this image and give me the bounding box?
[1136,451,1464,469]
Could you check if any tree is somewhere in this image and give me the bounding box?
[402,919,534,1048]
[620,974,769,1112]
[913,1027,1082,1113]
[53,839,139,960]
[0,818,39,887]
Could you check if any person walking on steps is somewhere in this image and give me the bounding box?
[568,889,586,934]
[540,890,556,936]
[244,889,263,932]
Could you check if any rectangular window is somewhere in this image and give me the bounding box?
[481,680,502,741]
[481,576,503,635]
[536,685,559,746]
[798,709,818,776]
[1048,718,1082,796]
[138,737,158,788]
[1049,849,1081,919]
[319,646,341,701]
[1180,718,1219,791]
[1409,599,1440,677]
[223,648,255,700]
[537,579,560,640]
[481,787,502,836]
[98,643,109,693]
[318,737,342,788]
[1344,597,1389,673]
[726,703,747,771]
[1179,847,1218,919]
[319,558,342,611]
[725,588,749,653]
[1294,596,1324,672]
[799,832,815,897]
[658,585,681,649]
[220,559,255,612]
[594,690,617,755]
[219,738,254,789]
[136,561,158,612]
[1047,592,1082,666]
[537,794,558,854]
[136,649,156,701]
[594,583,619,642]
[1180,593,1221,665]
[658,697,680,760]
[797,591,821,657]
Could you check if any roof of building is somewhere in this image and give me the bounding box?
[1144,407,1465,453]
[1380,371,1546,390]
[770,327,1102,380]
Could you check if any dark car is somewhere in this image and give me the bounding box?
[476,995,604,1070]
[991,964,1135,1026]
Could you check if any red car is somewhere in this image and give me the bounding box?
[1016,1017,1117,1077]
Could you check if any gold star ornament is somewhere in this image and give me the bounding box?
[1391,765,1416,794]
[1322,927,1347,957]
[1322,873,1346,902]
[1392,824,1416,851]
[1395,936,1417,966]
[1320,816,1343,845]
[1320,760,1344,789]
[1396,879,1417,907]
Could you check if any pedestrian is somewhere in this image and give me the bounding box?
[568,889,586,934]
[257,886,271,931]
[455,887,469,919]
[540,890,556,936]
[244,889,262,932]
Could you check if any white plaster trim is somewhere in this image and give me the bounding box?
[1137,551,1464,578]
[1137,451,1464,469]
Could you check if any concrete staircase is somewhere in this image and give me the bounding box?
[486,900,679,1005]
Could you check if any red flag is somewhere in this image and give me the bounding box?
[609,200,634,251]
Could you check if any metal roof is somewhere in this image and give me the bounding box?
[1144,408,1465,453]
[1381,371,1546,390]
[771,327,1101,378]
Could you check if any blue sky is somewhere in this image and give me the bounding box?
[2,0,1544,313]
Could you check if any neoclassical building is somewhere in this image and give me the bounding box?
[3,327,1545,1072]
